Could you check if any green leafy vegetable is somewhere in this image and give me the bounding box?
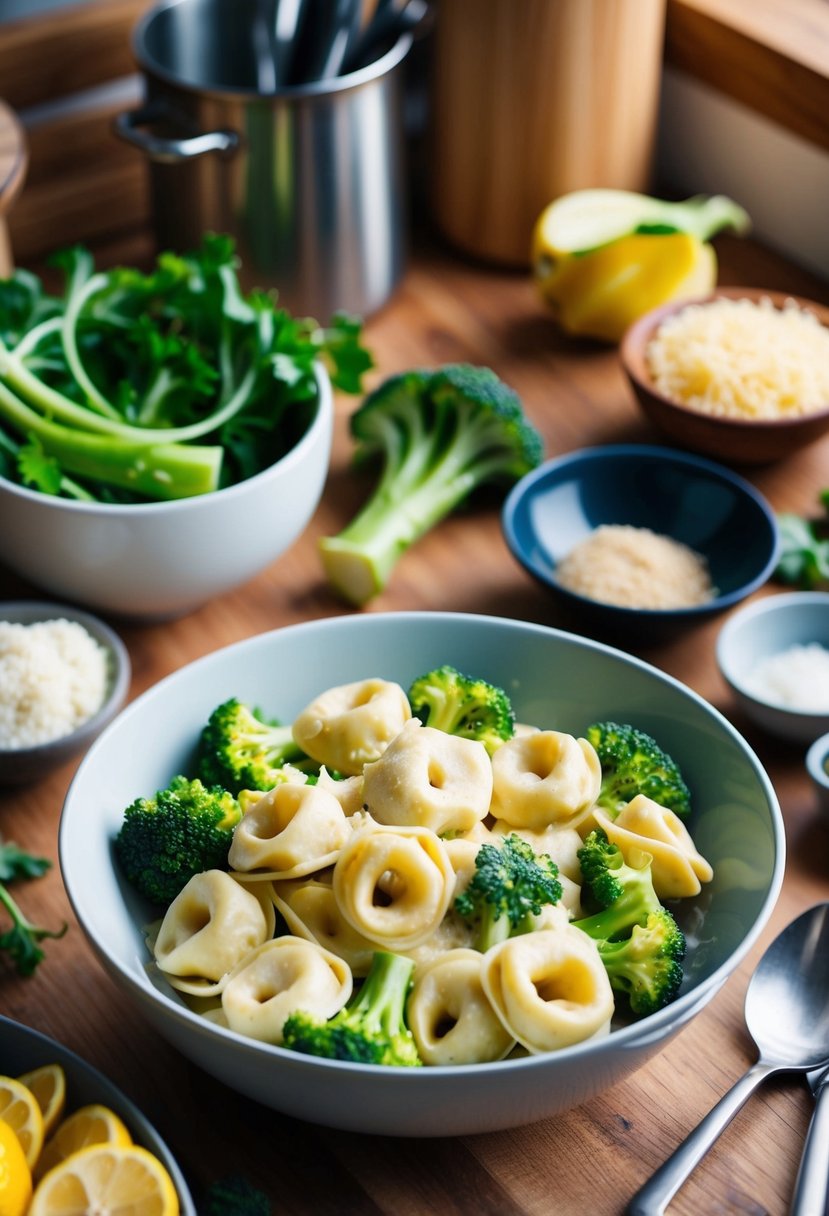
[775,509,829,590]
[0,235,372,503]
[0,838,67,977]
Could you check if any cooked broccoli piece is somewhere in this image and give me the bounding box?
[454,833,563,953]
[589,911,686,1017]
[282,951,421,1067]
[197,697,316,794]
[0,839,67,977]
[573,829,686,1016]
[114,774,241,906]
[586,721,691,818]
[319,363,544,606]
[407,664,515,755]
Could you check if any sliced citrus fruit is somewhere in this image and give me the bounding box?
[17,1064,66,1138]
[35,1102,132,1180]
[0,1118,32,1216]
[30,1143,179,1216]
[0,1074,44,1170]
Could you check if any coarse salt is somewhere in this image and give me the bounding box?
[743,642,829,712]
[0,618,110,750]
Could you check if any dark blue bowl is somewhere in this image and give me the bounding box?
[502,444,779,643]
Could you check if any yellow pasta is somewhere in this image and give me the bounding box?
[489,731,602,830]
[271,878,377,977]
[292,677,411,776]
[228,782,351,879]
[594,796,713,899]
[408,948,515,1065]
[362,719,492,835]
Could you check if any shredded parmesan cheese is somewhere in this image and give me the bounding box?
[743,642,829,712]
[646,295,829,420]
[555,524,716,610]
[0,618,109,750]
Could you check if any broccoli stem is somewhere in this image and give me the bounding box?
[348,950,414,1040]
[0,378,222,499]
[319,411,508,606]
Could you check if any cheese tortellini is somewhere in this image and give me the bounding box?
[292,678,411,776]
[490,731,602,830]
[137,670,714,1067]
[362,719,492,835]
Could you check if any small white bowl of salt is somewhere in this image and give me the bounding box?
[0,601,130,784]
[716,591,829,745]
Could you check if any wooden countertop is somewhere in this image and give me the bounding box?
[2,228,829,1216]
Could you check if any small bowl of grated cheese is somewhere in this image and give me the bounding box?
[0,601,130,784]
[621,288,829,465]
[716,591,829,744]
[502,444,779,644]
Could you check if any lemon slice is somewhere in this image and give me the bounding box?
[0,1074,44,1170]
[17,1064,66,1138]
[35,1102,132,1181]
[30,1143,180,1216]
[0,1118,32,1216]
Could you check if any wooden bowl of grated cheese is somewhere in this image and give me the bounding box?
[620,288,829,464]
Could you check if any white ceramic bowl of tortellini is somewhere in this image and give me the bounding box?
[59,612,785,1137]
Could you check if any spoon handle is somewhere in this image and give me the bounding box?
[627,1061,775,1216]
[790,1071,829,1216]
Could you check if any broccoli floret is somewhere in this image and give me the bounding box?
[318,363,544,606]
[0,839,67,977]
[590,911,686,1017]
[197,697,316,794]
[407,664,515,755]
[114,775,241,906]
[282,951,421,1067]
[573,829,686,1016]
[586,721,691,818]
[454,833,563,953]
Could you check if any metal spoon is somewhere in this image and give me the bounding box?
[790,1065,829,1216]
[627,903,829,1216]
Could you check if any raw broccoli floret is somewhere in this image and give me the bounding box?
[318,363,544,606]
[407,664,515,755]
[586,721,691,818]
[0,839,67,977]
[197,697,316,794]
[282,951,421,1067]
[454,833,563,953]
[573,829,686,1016]
[114,775,241,906]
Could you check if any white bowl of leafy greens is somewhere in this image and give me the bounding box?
[0,236,369,619]
[59,612,784,1136]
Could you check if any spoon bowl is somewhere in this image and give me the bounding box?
[628,903,829,1215]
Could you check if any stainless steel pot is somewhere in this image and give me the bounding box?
[116,0,411,319]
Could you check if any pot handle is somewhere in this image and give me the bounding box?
[114,104,239,164]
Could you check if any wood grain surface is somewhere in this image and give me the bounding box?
[2,227,829,1216]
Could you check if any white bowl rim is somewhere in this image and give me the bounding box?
[0,599,131,757]
[716,590,829,717]
[61,610,786,1079]
[0,363,332,517]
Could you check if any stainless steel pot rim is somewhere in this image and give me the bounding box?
[131,0,414,101]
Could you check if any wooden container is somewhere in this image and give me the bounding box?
[0,98,27,276]
[430,0,666,266]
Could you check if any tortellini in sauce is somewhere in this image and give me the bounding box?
[228,782,351,879]
[481,925,614,1053]
[362,719,492,835]
[332,820,455,950]
[292,678,411,776]
[408,949,515,1065]
[271,878,378,977]
[594,796,713,899]
[221,936,352,1043]
[153,870,273,996]
[489,731,602,830]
